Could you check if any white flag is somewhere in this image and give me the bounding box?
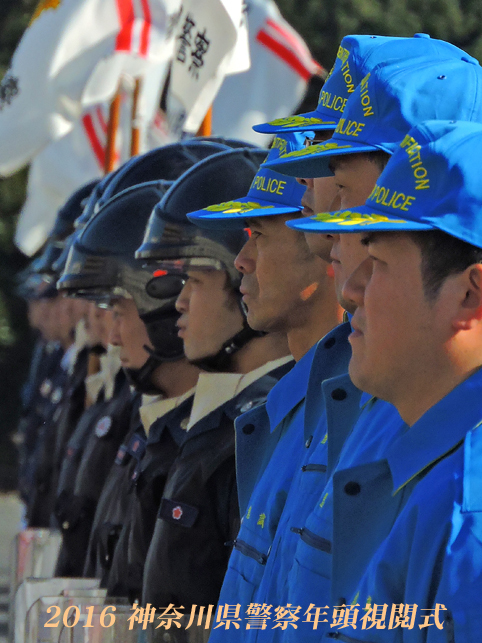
[0,0,181,176]
[211,0,321,145]
[14,102,113,256]
[14,68,172,257]
[166,0,250,136]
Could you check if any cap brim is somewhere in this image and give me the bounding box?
[253,111,338,134]
[286,205,434,233]
[187,200,302,230]
[264,139,383,178]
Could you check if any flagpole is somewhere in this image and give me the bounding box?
[130,78,142,157]
[104,86,122,174]
[196,106,213,136]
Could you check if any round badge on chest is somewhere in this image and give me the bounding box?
[94,416,113,437]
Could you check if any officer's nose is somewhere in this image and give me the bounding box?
[175,281,190,314]
[108,314,122,346]
[342,256,373,310]
[234,237,256,275]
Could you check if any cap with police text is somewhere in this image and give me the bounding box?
[268,55,482,179]
[287,119,482,250]
[186,132,307,230]
[253,33,476,135]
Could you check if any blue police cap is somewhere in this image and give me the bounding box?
[287,119,482,250]
[187,132,307,230]
[254,33,476,135]
[269,54,482,179]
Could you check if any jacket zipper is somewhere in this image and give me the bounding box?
[291,526,332,553]
[231,538,268,565]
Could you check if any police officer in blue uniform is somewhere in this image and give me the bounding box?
[295,118,482,641]
[267,50,482,639]
[190,34,482,643]
[186,132,342,638]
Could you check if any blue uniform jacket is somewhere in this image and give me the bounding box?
[316,366,482,642]
[284,392,404,641]
[210,323,356,642]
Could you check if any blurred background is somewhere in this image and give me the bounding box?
[1,0,482,489]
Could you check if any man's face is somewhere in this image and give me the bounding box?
[86,302,113,347]
[235,214,333,333]
[56,297,84,345]
[175,270,244,361]
[110,298,153,369]
[315,154,384,312]
[296,131,339,261]
[344,233,449,415]
[34,299,58,341]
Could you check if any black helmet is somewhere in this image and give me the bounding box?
[136,147,268,371]
[58,181,184,393]
[59,181,176,316]
[191,136,258,149]
[74,170,123,230]
[136,147,267,276]
[33,179,100,276]
[96,139,231,211]
[16,265,58,300]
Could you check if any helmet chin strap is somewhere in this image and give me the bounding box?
[123,353,165,395]
[140,308,184,362]
[124,346,169,395]
[189,295,266,373]
[125,305,186,394]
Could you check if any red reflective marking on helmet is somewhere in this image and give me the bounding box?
[153,269,168,277]
[244,228,252,237]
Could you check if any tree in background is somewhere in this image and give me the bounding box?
[0,0,36,488]
[276,0,482,65]
[2,0,482,488]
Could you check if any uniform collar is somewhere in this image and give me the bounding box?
[140,387,196,436]
[188,356,292,431]
[386,367,482,494]
[266,342,317,432]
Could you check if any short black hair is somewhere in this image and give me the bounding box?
[362,229,482,300]
[329,150,391,174]
[408,230,482,300]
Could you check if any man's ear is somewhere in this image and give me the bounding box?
[452,264,482,330]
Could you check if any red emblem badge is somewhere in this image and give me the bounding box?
[172,506,183,520]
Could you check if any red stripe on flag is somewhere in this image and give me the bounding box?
[115,0,134,52]
[139,0,151,56]
[82,114,105,169]
[96,107,108,134]
[265,18,309,61]
[256,29,314,81]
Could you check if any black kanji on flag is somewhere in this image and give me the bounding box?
[0,73,19,111]
[189,29,210,79]
[176,13,196,64]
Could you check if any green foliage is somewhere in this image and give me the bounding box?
[276,0,482,68]
[0,1,35,471]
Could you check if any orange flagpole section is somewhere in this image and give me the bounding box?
[196,106,213,136]
[130,78,142,157]
[104,87,122,174]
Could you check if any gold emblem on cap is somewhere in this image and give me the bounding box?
[205,201,274,214]
[313,211,407,226]
[280,141,352,159]
[266,116,336,128]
